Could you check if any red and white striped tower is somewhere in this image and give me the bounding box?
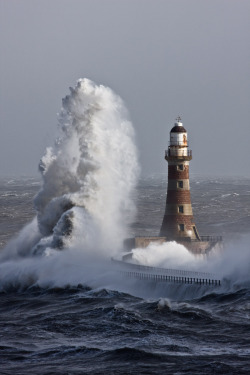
[160,117,200,241]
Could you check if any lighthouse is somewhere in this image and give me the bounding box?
[123,116,222,255]
[160,117,200,241]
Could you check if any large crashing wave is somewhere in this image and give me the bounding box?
[2,79,139,259]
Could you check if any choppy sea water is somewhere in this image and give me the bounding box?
[0,175,250,374]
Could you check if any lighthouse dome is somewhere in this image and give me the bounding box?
[170,117,187,133]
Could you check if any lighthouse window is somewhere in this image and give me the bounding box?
[177,164,184,171]
[179,224,185,231]
[178,205,184,213]
[178,181,184,188]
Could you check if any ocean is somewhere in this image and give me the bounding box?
[0,174,250,375]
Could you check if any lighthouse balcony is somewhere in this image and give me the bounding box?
[165,149,192,161]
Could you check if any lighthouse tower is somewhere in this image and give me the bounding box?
[160,117,200,241]
[123,116,222,256]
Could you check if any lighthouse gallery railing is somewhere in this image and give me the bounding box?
[165,149,192,157]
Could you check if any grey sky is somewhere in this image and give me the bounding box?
[0,0,249,177]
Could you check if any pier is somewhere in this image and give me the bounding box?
[112,259,221,287]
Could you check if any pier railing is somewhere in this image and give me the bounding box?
[179,235,223,243]
[123,271,221,286]
[112,258,221,286]
[199,235,223,242]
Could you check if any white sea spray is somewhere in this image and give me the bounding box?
[0,79,140,289]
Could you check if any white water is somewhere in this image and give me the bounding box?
[130,235,250,288]
[130,241,204,269]
[1,79,139,265]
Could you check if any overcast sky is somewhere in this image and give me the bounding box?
[0,0,250,177]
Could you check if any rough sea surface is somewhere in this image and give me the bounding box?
[0,175,250,374]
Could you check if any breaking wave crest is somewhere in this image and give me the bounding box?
[1,79,139,262]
